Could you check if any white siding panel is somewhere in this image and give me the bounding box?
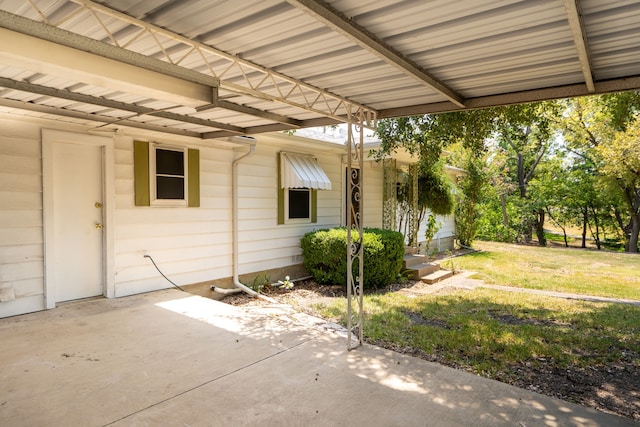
[116,232,231,255]
[0,173,41,193]
[417,212,457,253]
[0,295,44,318]
[0,227,43,246]
[0,210,42,228]
[232,142,342,274]
[0,260,43,282]
[113,135,237,296]
[0,192,42,210]
[11,277,44,298]
[0,244,42,264]
[0,155,42,175]
[362,161,384,229]
[0,118,44,318]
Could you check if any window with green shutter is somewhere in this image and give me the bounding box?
[134,140,199,207]
[277,153,319,224]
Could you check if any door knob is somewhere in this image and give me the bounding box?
[95,202,103,208]
[95,224,103,230]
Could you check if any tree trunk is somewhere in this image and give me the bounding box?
[629,214,640,253]
[517,153,527,198]
[581,207,588,249]
[590,206,601,250]
[534,209,546,246]
[546,207,568,247]
[619,186,640,252]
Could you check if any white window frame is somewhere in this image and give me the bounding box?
[285,187,311,224]
[150,144,188,207]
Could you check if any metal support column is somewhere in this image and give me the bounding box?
[407,163,419,248]
[346,115,365,350]
[382,158,397,231]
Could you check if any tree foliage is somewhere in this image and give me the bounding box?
[376,93,640,252]
[559,92,640,252]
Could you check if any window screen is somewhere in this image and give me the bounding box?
[156,148,185,200]
[288,188,310,219]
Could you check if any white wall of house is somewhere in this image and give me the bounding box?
[112,132,348,297]
[234,135,344,275]
[0,114,365,316]
[361,160,384,229]
[112,133,236,297]
[0,118,45,317]
[416,212,457,253]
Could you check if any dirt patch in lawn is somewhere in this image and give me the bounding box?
[223,279,640,421]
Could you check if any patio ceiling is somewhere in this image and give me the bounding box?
[0,0,639,139]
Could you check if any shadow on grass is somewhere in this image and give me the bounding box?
[354,291,640,420]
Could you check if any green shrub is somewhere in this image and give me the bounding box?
[300,227,404,289]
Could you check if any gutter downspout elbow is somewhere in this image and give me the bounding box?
[222,141,277,303]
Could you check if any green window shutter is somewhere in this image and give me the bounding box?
[187,148,200,207]
[311,189,318,223]
[277,154,285,224]
[133,140,150,206]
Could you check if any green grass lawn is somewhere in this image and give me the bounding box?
[317,288,640,375]
[448,241,640,300]
[310,242,640,417]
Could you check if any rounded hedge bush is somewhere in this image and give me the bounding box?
[300,227,404,289]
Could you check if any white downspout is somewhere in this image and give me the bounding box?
[213,139,276,303]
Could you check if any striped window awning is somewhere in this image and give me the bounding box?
[280,152,332,190]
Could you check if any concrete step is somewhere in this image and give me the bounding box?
[406,262,440,279]
[403,254,428,269]
[421,269,454,284]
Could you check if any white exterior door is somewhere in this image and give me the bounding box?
[51,142,104,302]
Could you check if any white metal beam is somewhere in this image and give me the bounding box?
[6,1,376,126]
[197,99,303,128]
[562,0,595,93]
[0,27,214,108]
[0,77,246,134]
[0,98,202,137]
[378,76,640,118]
[285,0,466,108]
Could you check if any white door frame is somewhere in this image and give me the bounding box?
[42,129,115,309]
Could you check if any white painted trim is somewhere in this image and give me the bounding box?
[42,129,115,308]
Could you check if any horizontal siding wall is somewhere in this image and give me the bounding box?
[0,114,397,312]
[236,143,342,275]
[362,161,383,229]
[0,118,45,317]
[114,134,346,295]
[417,212,457,253]
[114,135,235,297]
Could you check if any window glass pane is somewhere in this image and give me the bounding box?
[289,189,310,219]
[156,149,184,175]
[157,176,185,199]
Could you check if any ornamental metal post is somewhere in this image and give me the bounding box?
[382,158,397,231]
[407,163,419,248]
[346,114,365,350]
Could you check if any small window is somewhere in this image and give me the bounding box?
[152,146,186,205]
[287,188,311,220]
[134,141,199,207]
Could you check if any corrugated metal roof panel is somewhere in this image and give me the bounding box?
[0,0,639,136]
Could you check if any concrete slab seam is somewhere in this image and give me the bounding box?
[101,337,314,426]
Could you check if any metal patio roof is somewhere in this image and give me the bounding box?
[0,0,639,139]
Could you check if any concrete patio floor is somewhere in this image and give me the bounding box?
[0,289,635,426]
